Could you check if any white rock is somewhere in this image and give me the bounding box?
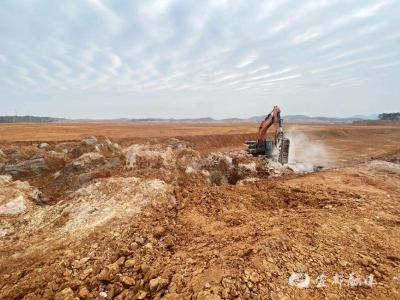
[201,170,210,177]
[185,166,195,174]
[0,175,12,186]
[39,143,49,149]
[0,228,9,237]
[48,150,65,158]
[61,177,172,233]
[125,144,174,169]
[0,195,27,215]
[239,162,257,172]
[52,171,61,178]
[105,138,113,147]
[237,177,260,185]
[81,136,98,146]
[73,152,104,167]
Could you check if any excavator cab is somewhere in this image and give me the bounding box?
[244,106,290,164]
[245,139,273,156]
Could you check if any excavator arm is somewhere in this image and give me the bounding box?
[257,105,282,145]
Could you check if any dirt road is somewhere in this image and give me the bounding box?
[0,122,399,299]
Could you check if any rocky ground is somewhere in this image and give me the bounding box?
[0,133,399,299]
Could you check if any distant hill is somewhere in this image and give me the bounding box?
[129,117,216,122]
[0,114,382,123]
[114,116,362,123]
[0,116,64,123]
[350,114,378,120]
[248,114,372,123]
[283,115,362,123]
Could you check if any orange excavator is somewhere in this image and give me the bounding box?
[244,105,290,164]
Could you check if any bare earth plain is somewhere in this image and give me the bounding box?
[0,122,399,299]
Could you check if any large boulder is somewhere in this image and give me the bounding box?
[60,176,175,234]
[0,195,26,215]
[46,152,122,195]
[1,147,65,179]
[3,155,48,177]
[80,136,98,146]
[39,143,49,149]
[125,140,200,171]
[125,144,175,169]
[0,175,43,216]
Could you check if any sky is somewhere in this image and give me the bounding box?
[0,0,399,119]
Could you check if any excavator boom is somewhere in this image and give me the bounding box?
[257,105,282,144]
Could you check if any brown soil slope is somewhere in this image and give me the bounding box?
[0,123,399,299]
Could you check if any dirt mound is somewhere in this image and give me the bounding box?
[124,139,295,187]
[0,136,124,203]
[125,139,200,173]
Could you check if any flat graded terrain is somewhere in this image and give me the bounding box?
[0,122,256,142]
[0,122,399,299]
[1,122,399,164]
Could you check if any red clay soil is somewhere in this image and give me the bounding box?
[0,123,399,299]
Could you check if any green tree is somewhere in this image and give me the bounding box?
[378,113,400,120]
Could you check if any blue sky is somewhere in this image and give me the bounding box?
[0,0,399,119]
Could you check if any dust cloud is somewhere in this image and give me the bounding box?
[286,128,331,172]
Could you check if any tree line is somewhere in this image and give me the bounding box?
[0,116,63,123]
[378,113,400,120]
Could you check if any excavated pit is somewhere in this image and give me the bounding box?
[0,136,308,240]
[0,136,327,231]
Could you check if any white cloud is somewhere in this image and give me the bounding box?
[0,54,6,64]
[48,58,73,77]
[137,0,173,20]
[265,0,339,37]
[328,77,360,87]
[85,0,124,34]
[246,67,295,82]
[384,33,400,40]
[249,65,270,74]
[353,0,393,18]
[107,53,122,74]
[19,75,37,86]
[256,0,287,21]
[310,52,399,74]
[359,24,383,35]
[371,61,400,69]
[292,28,321,45]
[236,53,258,68]
[260,74,302,85]
[321,46,376,62]
[214,73,238,83]
[332,0,393,30]
[311,40,343,53]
